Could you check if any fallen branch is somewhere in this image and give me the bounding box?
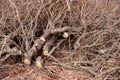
[36,56,43,68]
[0,47,22,57]
[43,37,55,56]
[23,27,70,65]
[0,47,22,62]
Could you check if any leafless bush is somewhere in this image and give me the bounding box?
[0,0,120,79]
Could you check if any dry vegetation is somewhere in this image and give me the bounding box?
[0,0,120,80]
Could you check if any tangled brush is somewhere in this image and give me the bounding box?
[0,0,120,79]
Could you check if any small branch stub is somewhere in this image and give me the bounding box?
[12,47,17,51]
[12,47,22,55]
[40,37,46,42]
[99,49,106,54]
[18,50,22,55]
[43,50,49,56]
[63,32,69,38]
[34,43,38,47]
[36,56,42,68]
[23,58,31,65]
